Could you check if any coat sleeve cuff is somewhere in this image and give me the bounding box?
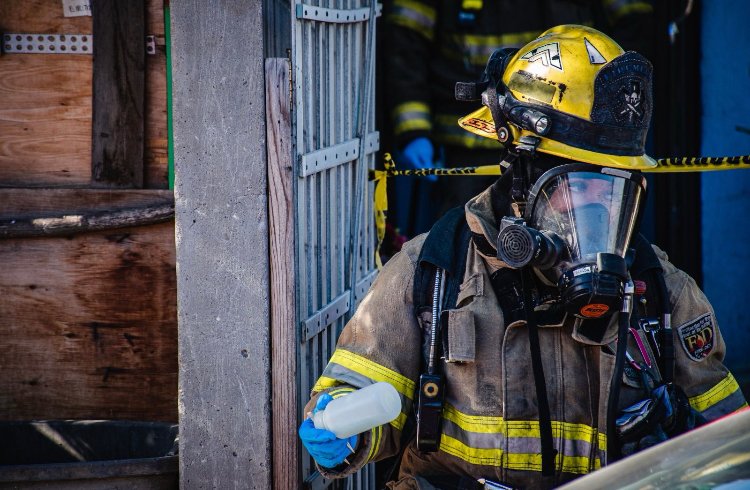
[315,426,377,478]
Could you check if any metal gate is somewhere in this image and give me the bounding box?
[292,0,380,487]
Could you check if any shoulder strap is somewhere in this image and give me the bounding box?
[630,233,674,383]
[414,206,473,314]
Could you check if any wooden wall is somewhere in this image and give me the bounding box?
[0,0,168,188]
[0,1,177,422]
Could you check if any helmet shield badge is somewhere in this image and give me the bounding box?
[589,51,653,156]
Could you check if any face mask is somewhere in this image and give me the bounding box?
[496,163,647,319]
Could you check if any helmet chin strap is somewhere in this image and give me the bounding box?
[507,147,570,218]
[510,157,529,214]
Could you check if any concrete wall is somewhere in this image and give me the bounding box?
[701,1,750,387]
[171,1,271,488]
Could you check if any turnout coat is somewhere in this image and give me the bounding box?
[305,182,746,489]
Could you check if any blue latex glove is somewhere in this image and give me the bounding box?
[298,394,358,468]
[400,137,437,182]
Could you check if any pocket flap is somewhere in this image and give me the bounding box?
[455,273,483,307]
[445,309,475,363]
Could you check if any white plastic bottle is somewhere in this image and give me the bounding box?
[312,382,401,439]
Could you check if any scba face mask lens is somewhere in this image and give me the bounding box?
[497,164,647,319]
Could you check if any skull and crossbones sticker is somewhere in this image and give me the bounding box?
[619,80,644,123]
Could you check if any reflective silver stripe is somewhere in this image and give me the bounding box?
[440,32,541,67]
[393,102,431,135]
[701,389,748,421]
[324,362,412,404]
[323,363,378,390]
[603,0,653,17]
[388,0,436,39]
[441,418,504,448]
[442,417,597,459]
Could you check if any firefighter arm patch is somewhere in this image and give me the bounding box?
[677,313,715,362]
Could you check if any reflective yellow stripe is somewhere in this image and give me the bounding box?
[456,30,541,47]
[462,0,482,10]
[442,403,504,432]
[443,403,606,445]
[439,32,541,66]
[312,375,340,392]
[391,411,407,431]
[603,0,653,20]
[439,434,596,474]
[597,431,607,450]
[393,102,432,135]
[393,101,430,118]
[387,0,436,40]
[611,3,653,19]
[395,118,431,135]
[440,434,501,466]
[367,424,382,462]
[689,372,742,413]
[392,0,436,22]
[329,387,355,398]
[328,349,416,399]
[386,16,434,41]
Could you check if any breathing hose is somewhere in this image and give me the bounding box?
[606,280,635,464]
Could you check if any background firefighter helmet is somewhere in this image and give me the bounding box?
[458,25,657,170]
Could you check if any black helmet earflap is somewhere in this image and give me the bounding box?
[455,48,518,144]
[454,47,518,101]
[456,48,553,147]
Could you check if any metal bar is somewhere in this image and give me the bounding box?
[295,3,382,23]
[2,32,92,54]
[298,132,379,177]
[299,138,359,177]
[365,131,380,154]
[302,290,351,341]
[348,1,376,288]
[319,18,331,312]
[329,25,340,315]
[292,5,311,483]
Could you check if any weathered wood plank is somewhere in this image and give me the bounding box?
[145,1,169,189]
[0,221,177,422]
[0,203,174,238]
[266,58,299,490]
[0,188,174,219]
[0,52,92,186]
[91,0,145,188]
[0,0,93,32]
[1,0,166,188]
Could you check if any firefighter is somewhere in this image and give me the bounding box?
[385,0,655,238]
[300,26,747,489]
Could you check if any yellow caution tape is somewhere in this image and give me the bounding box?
[371,153,750,268]
[648,155,750,172]
[372,154,393,270]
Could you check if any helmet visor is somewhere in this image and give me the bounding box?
[528,170,645,262]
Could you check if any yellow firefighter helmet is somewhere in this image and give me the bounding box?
[458,25,657,169]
